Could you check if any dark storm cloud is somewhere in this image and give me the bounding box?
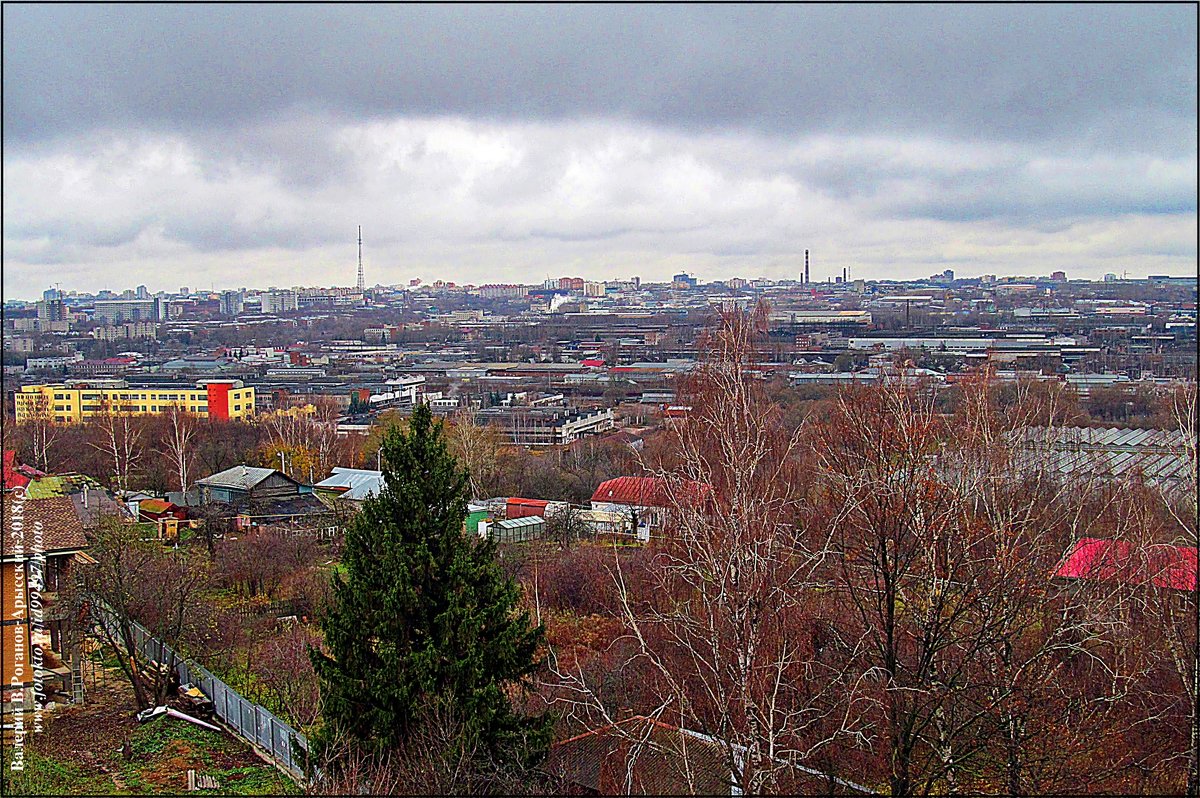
[3,4,1195,151]
[3,5,1195,297]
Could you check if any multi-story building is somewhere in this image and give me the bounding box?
[672,273,698,289]
[479,284,527,299]
[15,379,255,424]
[261,290,299,314]
[25,354,83,370]
[90,322,159,342]
[219,290,245,316]
[92,298,163,324]
[37,298,67,323]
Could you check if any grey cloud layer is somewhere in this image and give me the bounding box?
[4,5,1195,151]
[4,116,1195,295]
[3,5,1195,297]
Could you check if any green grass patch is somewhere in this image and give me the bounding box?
[2,749,91,796]
[129,716,220,759]
[0,748,118,796]
[211,764,302,795]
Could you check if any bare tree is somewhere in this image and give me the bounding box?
[544,504,590,548]
[937,375,1149,795]
[81,516,210,711]
[1169,385,1199,796]
[261,401,343,482]
[156,403,197,493]
[191,500,231,558]
[258,624,323,729]
[812,377,995,797]
[89,397,143,496]
[550,305,871,795]
[305,696,560,795]
[1129,382,1199,796]
[446,408,503,499]
[23,392,61,472]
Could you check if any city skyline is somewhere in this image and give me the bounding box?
[3,5,1197,299]
[11,263,1188,304]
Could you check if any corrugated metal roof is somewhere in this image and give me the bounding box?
[497,516,545,529]
[1014,426,1189,450]
[196,465,278,490]
[1010,426,1192,489]
[315,467,384,493]
[341,479,384,501]
[590,476,713,508]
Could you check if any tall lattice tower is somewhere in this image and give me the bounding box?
[356,226,365,291]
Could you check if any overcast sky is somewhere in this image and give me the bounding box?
[3,4,1196,298]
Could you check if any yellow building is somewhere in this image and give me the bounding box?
[15,379,256,424]
[262,402,318,420]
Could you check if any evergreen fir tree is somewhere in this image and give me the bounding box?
[310,403,551,771]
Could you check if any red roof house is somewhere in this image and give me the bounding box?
[1054,537,1197,592]
[590,476,713,510]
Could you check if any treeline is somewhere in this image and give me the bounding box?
[528,307,1198,796]
[6,396,647,502]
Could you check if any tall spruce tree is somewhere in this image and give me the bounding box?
[310,403,551,771]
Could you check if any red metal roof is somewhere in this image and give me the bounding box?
[3,450,30,490]
[581,358,606,368]
[1054,537,1197,591]
[590,476,712,508]
[506,497,549,519]
[508,497,549,507]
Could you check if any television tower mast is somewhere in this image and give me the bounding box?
[356,226,365,291]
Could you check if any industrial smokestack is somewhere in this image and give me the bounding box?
[843,267,847,283]
[804,250,810,284]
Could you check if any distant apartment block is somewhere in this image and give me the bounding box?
[15,379,255,424]
[37,297,67,323]
[261,290,299,314]
[478,284,527,299]
[220,290,245,316]
[92,298,164,324]
[90,321,159,341]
